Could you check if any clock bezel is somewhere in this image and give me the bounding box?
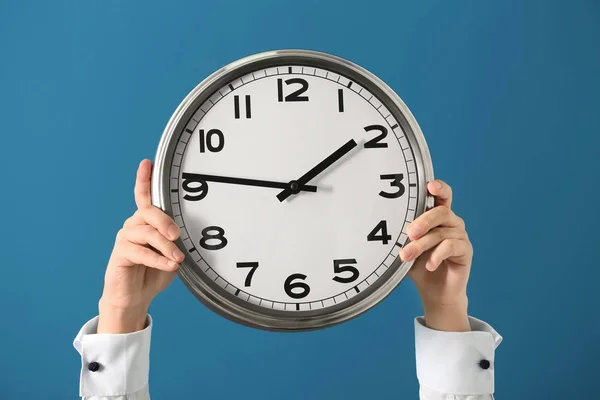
[152,49,434,331]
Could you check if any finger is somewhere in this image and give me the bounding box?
[134,159,153,209]
[425,238,471,271]
[124,207,180,241]
[120,226,185,263]
[400,227,467,262]
[119,241,179,272]
[407,248,432,280]
[407,206,464,240]
[427,180,453,209]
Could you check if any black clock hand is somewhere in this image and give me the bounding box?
[182,172,317,192]
[276,139,358,202]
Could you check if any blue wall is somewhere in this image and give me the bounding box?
[1,1,598,398]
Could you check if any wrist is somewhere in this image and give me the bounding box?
[97,298,148,334]
[421,295,470,332]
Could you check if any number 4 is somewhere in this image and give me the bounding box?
[367,220,392,244]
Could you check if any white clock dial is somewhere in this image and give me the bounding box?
[170,65,417,311]
[152,50,433,330]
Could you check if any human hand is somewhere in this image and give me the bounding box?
[400,180,473,332]
[97,159,184,333]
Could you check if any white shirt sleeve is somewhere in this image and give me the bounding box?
[73,314,501,400]
[415,316,503,400]
[72,315,152,400]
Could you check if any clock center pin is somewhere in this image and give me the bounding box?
[289,180,300,194]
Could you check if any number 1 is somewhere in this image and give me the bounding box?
[338,89,344,112]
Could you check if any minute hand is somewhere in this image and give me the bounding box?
[183,173,317,192]
[276,139,358,202]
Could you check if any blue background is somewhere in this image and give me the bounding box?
[1,1,598,398]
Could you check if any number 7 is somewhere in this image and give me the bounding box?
[236,262,259,287]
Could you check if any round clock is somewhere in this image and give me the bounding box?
[152,49,434,331]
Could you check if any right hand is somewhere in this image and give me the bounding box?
[97,159,184,333]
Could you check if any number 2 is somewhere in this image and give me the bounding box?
[364,125,388,148]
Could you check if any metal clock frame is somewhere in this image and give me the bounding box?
[152,49,434,331]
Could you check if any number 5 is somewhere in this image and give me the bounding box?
[332,259,359,284]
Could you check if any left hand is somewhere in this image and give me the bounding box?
[400,180,473,331]
[98,160,182,334]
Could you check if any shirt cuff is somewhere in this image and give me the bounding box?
[73,315,152,398]
[414,316,502,396]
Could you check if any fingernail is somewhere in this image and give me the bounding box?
[408,225,422,238]
[431,181,442,190]
[173,249,184,261]
[168,225,180,240]
[402,249,413,261]
[168,260,178,269]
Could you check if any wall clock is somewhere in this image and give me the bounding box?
[152,50,434,331]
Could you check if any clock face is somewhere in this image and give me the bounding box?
[154,51,432,330]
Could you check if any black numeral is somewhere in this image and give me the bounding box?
[277,78,309,102]
[237,262,259,287]
[367,220,392,244]
[364,125,388,148]
[379,173,406,199]
[181,172,208,201]
[284,273,310,299]
[200,226,228,250]
[234,95,251,119]
[199,129,224,153]
[338,89,344,112]
[332,259,359,284]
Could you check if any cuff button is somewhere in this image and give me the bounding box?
[88,361,101,372]
[479,359,491,370]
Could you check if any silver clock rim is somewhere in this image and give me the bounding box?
[152,49,435,331]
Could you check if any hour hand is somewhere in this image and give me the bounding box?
[182,172,318,192]
[276,139,357,202]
